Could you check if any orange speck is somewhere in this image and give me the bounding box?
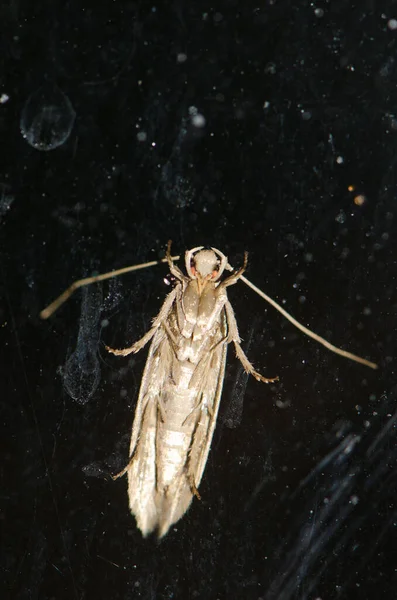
[354,195,366,206]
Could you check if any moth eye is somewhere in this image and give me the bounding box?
[212,259,221,273]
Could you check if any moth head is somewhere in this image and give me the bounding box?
[185,247,228,282]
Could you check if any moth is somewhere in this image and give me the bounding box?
[40,242,377,538]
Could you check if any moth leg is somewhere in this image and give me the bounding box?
[185,397,214,498]
[225,300,278,384]
[106,287,178,356]
[166,240,187,282]
[182,393,207,426]
[157,395,167,422]
[186,421,206,500]
[162,320,180,348]
[219,251,248,289]
[112,391,161,479]
[182,356,216,427]
[112,459,133,480]
[190,478,201,500]
[187,348,221,399]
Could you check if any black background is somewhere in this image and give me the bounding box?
[1,2,396,599]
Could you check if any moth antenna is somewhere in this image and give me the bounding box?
[224,265,378,370]
[40,254,181,320]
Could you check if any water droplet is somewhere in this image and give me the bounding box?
[20,83,76,151]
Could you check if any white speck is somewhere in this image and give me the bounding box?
[314,8,324,18]
[176,53,187,63]
[191,113,206,128]
[388,18,397,30]
[0,93,9,104]
[336,155,344,164]
[137,131,147,142]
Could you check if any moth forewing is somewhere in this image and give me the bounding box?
[107,245,276,538]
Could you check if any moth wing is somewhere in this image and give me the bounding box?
[155,312,228,538]
[125,327,172,536]
[189,323,228,486]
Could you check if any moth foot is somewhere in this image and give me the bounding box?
[254,372,279,384]
[105,344,135,356]
[191,481,201,500]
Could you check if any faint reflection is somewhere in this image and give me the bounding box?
[62,285,102,404]
[20,83,76,151]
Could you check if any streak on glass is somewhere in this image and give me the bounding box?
[63,284,102,404]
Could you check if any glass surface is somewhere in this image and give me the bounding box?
[1,3,392,599]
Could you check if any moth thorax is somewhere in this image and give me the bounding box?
[193,250,219,278]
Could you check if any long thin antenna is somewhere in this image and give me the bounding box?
[237,271,378,370]
[39,255,181,320]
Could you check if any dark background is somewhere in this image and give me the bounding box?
[1,1,395,599]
